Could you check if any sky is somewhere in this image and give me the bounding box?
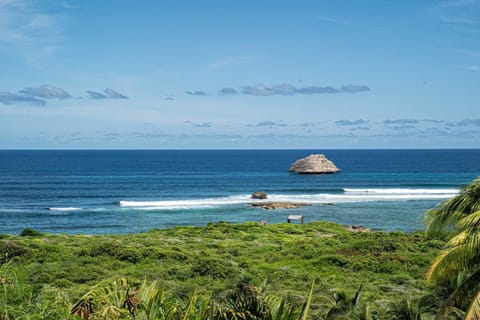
[0,0,479,149]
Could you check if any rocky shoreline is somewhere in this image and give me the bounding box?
[249,201,311,210]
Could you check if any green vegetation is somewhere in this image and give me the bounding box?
[1,220,446,319]
[426,177,480,319]
[5,179,480,319]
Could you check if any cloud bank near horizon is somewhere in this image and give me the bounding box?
[192,83,371,97]
[0,85,129,106]
[0,92,46,106]
[86,88,128,100]
[19,85,71,99]
[0,84,72,107]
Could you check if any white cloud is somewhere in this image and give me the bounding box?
[0,0,64,61]
[464,65,480,71]
[19,85,71,99]
[439,15,477,25]
[208,56,254,69]
[316,16,351,26]
[237,84,370,96]
[441,0,480,7]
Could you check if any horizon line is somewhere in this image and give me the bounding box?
[1,148,479,151]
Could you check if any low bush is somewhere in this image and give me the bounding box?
[191,257,238,279]
[20,228,43,237]
[0,240,27,264]
[81,241,141,263]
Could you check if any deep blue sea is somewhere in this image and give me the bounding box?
[0,150,479,234]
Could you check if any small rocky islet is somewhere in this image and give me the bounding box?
[249,154,339,209]
[289,154,340,174]
[250,191,267,199]
[249,201,311,210]
[249,191,310,209]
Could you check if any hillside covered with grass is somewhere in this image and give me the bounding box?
[1,221,446,318]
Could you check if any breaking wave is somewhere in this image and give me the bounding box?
[119,188,458,210]
[48,207,82,211]
[343,188,458,195]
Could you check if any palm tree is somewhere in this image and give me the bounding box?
[218,280,305,320]
[425,177,480,319]
[322,284,363,320]
[386,298,425,320]
[421,275,466,319]
[425,177,480,234]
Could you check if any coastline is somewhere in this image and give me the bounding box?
[2,149,478,235]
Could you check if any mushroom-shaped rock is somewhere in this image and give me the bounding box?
[251,191,267,199]
[289,154,340,174]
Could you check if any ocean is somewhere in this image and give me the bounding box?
[0,149,479,234]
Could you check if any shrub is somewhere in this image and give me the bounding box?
[0,240,27,264]
[316,254,350,267]
[241,234,257,241]
[53,278,73,288]
[82,241,141,263]
[191,258,238,279]
[115,247,141,263]
[20,228,43,237]
[376,260,402,274]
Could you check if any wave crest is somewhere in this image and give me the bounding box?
[343,188,458,195]
[48,207,82,211]
[119,188,458,210]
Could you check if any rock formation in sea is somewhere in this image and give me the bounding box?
[249,201,310,210]
[251,191,267,199]
[289,154,340,174]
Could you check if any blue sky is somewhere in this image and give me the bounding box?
[0,0,479,149]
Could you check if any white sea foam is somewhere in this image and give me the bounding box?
[0,208,28,213]
[263,192,457,203]
[119,195,251,210]
[48,207,82,211]
[343,188,459,195]
[119,188,458,210]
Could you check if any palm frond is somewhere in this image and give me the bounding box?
[425,208,464,234]
[440,269,480,317]
[465,290,480,320]
[354,303,374,320]
[447,231,468,246]
[387,298,422,320]
[427,230,480,285]
[425,177,480,234]
[301,280,314,320]
[456,210,480,233]
[427,243,478,284]
[352,284,363,307]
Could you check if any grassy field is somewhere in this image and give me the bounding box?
[0,221,445,318]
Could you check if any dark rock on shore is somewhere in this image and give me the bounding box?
[289,154,340,174]
[249,201,310,210]
[251,191,267,199]
[345,225,372,232]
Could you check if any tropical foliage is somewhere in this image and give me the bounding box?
[425,177,480,319]
[0,216,452,318]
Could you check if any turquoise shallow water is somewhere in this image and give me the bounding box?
[0,149,479,234]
